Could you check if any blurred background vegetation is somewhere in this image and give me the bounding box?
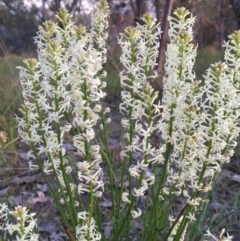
[1,0,240,239]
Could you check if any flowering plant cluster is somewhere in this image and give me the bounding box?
[1,1,240,240]
[0,204,39,241]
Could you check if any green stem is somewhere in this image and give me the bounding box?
[146,43,185,240]
[115,36,136,241]
[171,70,222,240]
[82,77,95,241]
[24,108,67,225]
[52,60,78,227]
[30,72,76,232]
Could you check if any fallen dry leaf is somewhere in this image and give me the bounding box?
[27,191,52,205]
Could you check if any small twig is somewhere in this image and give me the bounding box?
[165,203,189,240]
[63,224,75,241]
[0,169,41,185]
[1,137,19,149]
[107,53,120,74]
[221,169,240,183]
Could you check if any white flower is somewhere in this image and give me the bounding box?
[129,165,140,178]
[131,208,142,219]
[0,203,9,222]
[47,111,63,123]
[118,13,162,222]
[90,0,110,62]
[94,105,102,112]
[83,128,95,142]
[167,216,187,241]
[137,159,149,170]
[145,172,155,185]
[5,205,39,241]
[122,192,131,203]
[106,118,111,124]
[104,107,110,113]
[77,158,104,197]
[76,211,101,241]
[204,228,233,241]
[185,212,196,222]
[132,186,147,197]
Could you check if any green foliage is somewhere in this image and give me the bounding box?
[0,55,25,112]
[188,173,240,240]
[0,0,39,30]
[194,47,224,79]
[104,60,121,99]
[0,55,24,167]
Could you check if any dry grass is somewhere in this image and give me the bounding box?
[0,54,26,170]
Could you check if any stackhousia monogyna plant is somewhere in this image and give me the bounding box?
[0,1,239,241]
